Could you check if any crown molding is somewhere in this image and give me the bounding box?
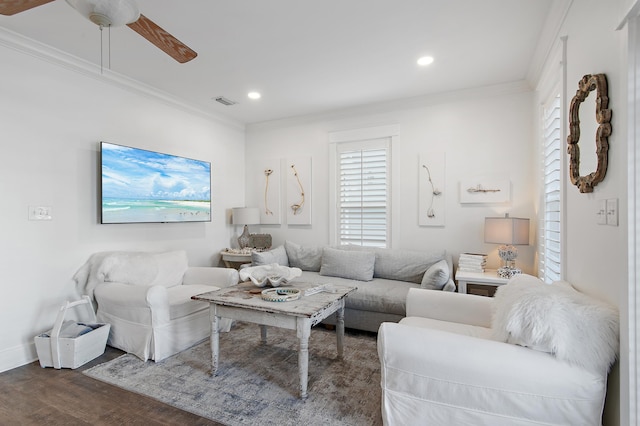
[0,26,244,131]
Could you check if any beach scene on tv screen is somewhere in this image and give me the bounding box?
[101,143,211,223]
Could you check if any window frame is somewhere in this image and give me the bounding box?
[329,125,400,248]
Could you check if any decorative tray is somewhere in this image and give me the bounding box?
[261,288,301,302]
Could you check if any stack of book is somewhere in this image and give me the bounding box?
[458,253,487,273]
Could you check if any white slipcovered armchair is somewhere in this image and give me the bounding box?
[377,274,619,426]
[74,250,239,362]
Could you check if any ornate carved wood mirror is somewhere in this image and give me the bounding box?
[567,73,612,193]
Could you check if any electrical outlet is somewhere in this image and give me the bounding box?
[606,198,618,226]
[28,206,52,221]
[597,199,607,225]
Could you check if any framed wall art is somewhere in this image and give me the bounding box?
[286,157,312,225]
[419,152,445,227]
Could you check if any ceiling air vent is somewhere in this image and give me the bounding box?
[214,96,237,106]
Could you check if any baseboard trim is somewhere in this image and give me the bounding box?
[0,341,37,373]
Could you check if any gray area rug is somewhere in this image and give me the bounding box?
[84,321,382,425]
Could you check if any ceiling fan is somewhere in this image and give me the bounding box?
[0,0,197,63]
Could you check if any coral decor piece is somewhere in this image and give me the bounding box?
[263,169,274,216]
[290,164,305,215]
[422,164,442,218]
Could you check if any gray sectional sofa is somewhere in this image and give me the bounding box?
[250,241,455,333]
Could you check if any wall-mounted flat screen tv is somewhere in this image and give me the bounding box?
[100,142,211,224]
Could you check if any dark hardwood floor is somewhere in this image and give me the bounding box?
[0,347,223,425]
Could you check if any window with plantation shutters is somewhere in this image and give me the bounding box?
[539,92,562,282]
[336,139,390,248]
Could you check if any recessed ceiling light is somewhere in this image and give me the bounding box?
[248,92,261,100]
[417,56,434,66]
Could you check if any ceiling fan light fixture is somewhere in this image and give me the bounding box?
[66,0,140,27]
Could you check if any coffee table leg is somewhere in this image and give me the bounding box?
[260,324,268,344]
[296,318,311,399]
[210,304,219,376]
[336,302,345,360]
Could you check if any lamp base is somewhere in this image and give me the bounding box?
[497,266,522,279]
[238,225,251,249]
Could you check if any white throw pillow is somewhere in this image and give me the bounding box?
[150,250,189,288]
[492,274,619,374]
[319,247,375,281]
[99,250,188,288]
[99,252,159,286]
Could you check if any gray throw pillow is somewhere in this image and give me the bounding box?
[343,246,446,283]
[320,247,375,281]
[284,241,322,272]
[251,245,289,266]
[420,259,450,290]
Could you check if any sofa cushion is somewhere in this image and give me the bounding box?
[167,284,219,319]
[251,245,289,266]
[343,246,446,283]
[492,274,619,374]
[319,247,375,281]
[285,241,322,272]
[420,259,450,290]
[299,271,415,315]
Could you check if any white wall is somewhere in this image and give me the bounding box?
[533,1,629,424]
[0,39,246,372]
[246,85,537,273]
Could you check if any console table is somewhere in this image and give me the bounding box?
[220,251,252,269]
[455,269,509,297]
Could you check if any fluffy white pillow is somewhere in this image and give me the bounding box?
[492,274,619,374]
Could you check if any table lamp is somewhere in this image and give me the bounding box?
[232,207,260,249]
[484,214,530,279]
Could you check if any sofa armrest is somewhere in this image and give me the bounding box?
[94,282,170,325]
[183,267,239,288]
[406,287,492,328]
[377,322,605,425]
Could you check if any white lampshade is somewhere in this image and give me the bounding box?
[484,214,530,245]
[232,207,260,225]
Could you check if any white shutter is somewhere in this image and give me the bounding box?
[337,139,389,247]
[540,93,562,281]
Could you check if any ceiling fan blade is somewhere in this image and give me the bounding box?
[127,14,197,64]
[0,0,54,16]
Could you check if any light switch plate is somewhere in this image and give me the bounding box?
[606,198,618,226]
[28,205,52,221]
[597,199,607,225]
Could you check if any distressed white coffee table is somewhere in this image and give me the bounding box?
[192,281,356,399]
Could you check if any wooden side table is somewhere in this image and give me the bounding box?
[455,269,510,297]
[220,251,252,269]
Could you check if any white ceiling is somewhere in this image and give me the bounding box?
[0,0,554,125]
